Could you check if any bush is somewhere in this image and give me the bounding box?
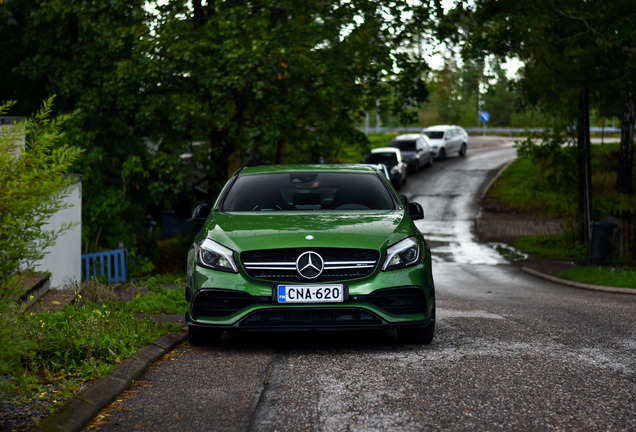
[0,99,82,389]
[156,235,192,274]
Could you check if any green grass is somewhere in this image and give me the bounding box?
[340,132,398,163]
[26,301,176,381]
[512,235,588,261]
[367,133,396,149]
[554,267,636,289]
[491,143,635,288]
[122,285,187,315]
[488,158,576,218]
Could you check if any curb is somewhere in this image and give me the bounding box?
[32,331,188,432]
[521,267,636,295]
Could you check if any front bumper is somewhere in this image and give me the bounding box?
[186,284,435,332]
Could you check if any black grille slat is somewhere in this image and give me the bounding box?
[193,290,255,317]
[367,287,428,315]
[241,248,379,283]
[239,308,382,328]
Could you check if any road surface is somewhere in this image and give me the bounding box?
[84,137,636,432]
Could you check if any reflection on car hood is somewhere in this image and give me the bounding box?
[200,211,412,252]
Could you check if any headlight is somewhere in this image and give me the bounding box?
[382,237,421,271]
[195,239,238,273]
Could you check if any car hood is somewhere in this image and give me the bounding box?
[198,211,415,252]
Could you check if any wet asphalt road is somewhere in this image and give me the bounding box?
[83,138,636,431]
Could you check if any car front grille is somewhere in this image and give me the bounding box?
[192,286,428,320]
[241,248,379,283]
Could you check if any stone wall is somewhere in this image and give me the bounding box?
[476,211,566,242]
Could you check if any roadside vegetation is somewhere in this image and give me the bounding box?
[0,276,184,430]
[487,140,636,289]
[0,105,186,429]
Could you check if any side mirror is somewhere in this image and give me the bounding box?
[191,203,211,221]
[399,195,424,220]
[408,202,424,220]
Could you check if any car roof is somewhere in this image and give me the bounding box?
[237,164,379,176]
[422,125,465,131]
[392,134,421,140]
[371,147,401,154]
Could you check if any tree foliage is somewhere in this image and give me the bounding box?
[0,0,155,256]
[1,0,432,256]
[438,0,635,248]
[135,0,431,200]
[462,0,635,195]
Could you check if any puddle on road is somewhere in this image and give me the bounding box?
[416,220,508,265]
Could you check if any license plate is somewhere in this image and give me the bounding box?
[277,284,344,303]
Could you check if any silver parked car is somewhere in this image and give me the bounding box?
[421,125,468,160]
[388,134,434,173]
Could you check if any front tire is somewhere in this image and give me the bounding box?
[188,326,222,346]
[397,322,435,344]
[437,148,446,160]
[459,143,467,156]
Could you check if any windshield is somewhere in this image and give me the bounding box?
[365,152,397,166]
[389,140,416,151]
[221,171,398,211]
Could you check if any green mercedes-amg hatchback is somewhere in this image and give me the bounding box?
[186,164,435,344]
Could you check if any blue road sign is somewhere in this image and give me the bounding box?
[479,111,490,122]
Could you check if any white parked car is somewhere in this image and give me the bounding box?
[364,147,408,189]
[388,134,434,173]
[362,163,391,181]
[421,125,469,160]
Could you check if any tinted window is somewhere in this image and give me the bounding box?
[221,172,397,211]
[389,140,416,151]
[365,152,398,166]
[423,131,444,139]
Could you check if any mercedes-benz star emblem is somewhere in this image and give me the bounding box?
[296,251,324,279]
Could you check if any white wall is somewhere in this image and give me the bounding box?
[34,177,82,289]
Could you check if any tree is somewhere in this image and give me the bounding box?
[0,0,156,258]
[453,0,635,243]
[136,0,431,201]
[481,61,518,127]
[1,0,433,261]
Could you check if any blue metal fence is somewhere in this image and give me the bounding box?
[81,248,128,283]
